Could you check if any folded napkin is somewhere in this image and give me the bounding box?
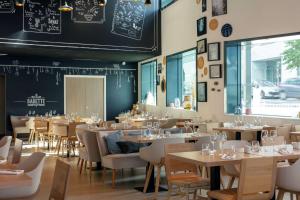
[0,169,24,175]
[221,154,236,160]
[278,148,293,155]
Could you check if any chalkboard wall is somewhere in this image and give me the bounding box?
[0,0,160,55]
[0,56,138,135]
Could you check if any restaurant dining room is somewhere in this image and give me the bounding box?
[1,0,300,200]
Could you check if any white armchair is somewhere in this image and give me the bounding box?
[0,136,12,160]
[139,138,185,194]
[0,152,45,199]
[277,159,300,200]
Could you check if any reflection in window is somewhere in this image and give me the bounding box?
[225,34,300,117]
[166,49,197,111]
[141,60,157,105]
[161,0,174,9]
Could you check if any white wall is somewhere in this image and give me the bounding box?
[138,0,300,125]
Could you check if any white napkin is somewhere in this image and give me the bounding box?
[221,154,236,160]
[0,169,24,175]
[0,160,7,164]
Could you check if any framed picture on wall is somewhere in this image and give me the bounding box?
[197,17,207,36]
[197,39,207,54]
[209,64,222,78]
[212,0,227,16]
[197,82,207,102]
[202,0,207,12]
[208,42,220,61]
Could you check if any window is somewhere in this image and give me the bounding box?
[161,0,175,9]
[141,60,157,105]
[166,49,197,111]
[225,34,300,117]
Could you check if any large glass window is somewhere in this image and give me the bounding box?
[225,34,300,117]
[141,60,157,105]
[166,49,197,111]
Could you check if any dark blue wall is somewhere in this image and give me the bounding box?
[0,56,138,135]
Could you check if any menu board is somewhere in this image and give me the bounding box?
[111,0,146,40]
[71,0,105,24]
[23,0,61,34]
[0,0,14,13]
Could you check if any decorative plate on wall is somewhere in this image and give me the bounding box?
[221,23,233,37]
[209,19,219,31]
[197,56,205,69]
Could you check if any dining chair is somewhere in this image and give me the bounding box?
[81,130,102,183]
[49,159,71,200]
[0,136,12,160]
[206,122,221,133]
[277,125,292,143]
[34,118,49,148]
[11,138,23,164]
[295,125,300,132]
[27,117,35,144]
[221,140,249,189]
[75,124,89,168]
[159,118,178,129]
[164,143,209,200]
[277,159,300,200]
[139,137,185,195]
[53,123,68,156]
[207,157,277,200]
[0,152,46,199]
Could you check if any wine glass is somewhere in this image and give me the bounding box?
[184,121,190,133]
[210,133,219,154]
[261,130,269,144]
[219,132,227,155]
[147,122,152,135]
[251,141,260,153]
[269,130,277,151]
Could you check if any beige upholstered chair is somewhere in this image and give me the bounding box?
[96,130,147,188]
[139,138,185,195]
[10,116,30,139]
[49,159,71,200]
[165,143,209,200]
[0,152,46,199]
[277,159,300,200]
[208,157,277,200]
[81,130,102,182]
[11,138,23,164]
[206,122,221,133]
[0,136,12,160]
[277,124,292,143]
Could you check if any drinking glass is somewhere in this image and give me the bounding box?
[229,145,236,157]
[219,132,227,155]
[184,121,190,133]
[202,143,210,156]
[210,133,218,154]
[261,130,269,144]
[251,141,260,153]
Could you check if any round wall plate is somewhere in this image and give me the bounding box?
[197,56,205,69]
[221,23,233,37]
[209,19,219,31]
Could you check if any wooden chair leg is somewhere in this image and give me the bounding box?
[102,168,106,183]
[277,189,285,200]
[89,161,92,183]
[167,183,172,200]
[155,165,161,196]
[112,169,116,188]
[79,159,84,174]
[143,164,154,193]
[296,193,300,200]
[56,138,62,156]
[84,161,87,170]
[77,158,81,166]
[227,176,235,189]
[291,193,294,200]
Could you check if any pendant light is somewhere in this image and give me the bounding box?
[99,0,107,7]
[144,0,151,5]
[59,1,73,12]
[15,0,24,7]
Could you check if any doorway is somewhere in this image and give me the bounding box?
[64,75,106,120]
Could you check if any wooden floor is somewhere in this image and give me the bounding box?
[10,144,293,200]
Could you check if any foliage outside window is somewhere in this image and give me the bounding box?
[166,49,197,111]
[141,60,157,105]
[225,34,300,117]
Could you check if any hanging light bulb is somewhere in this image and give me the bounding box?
[15,0,25,7]
[99,0,107,7]
[144,0,151,5]
[59,1,73,12]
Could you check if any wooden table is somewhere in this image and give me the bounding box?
[290,131,300,141]
[213,126,263,141]
[0,174,32,189]
[169,150,300,200]
[121,133,210,143]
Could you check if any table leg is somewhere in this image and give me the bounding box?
[210,166,221,200]
[256,131,262,143]
[96,162,102,170]
[235,132,241,140]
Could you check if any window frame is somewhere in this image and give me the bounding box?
[166,48,198,111]
[140,59,158,106]
[224,32,300,118]
[161,0,177,10]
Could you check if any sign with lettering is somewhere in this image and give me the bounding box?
[27,93,46,107]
